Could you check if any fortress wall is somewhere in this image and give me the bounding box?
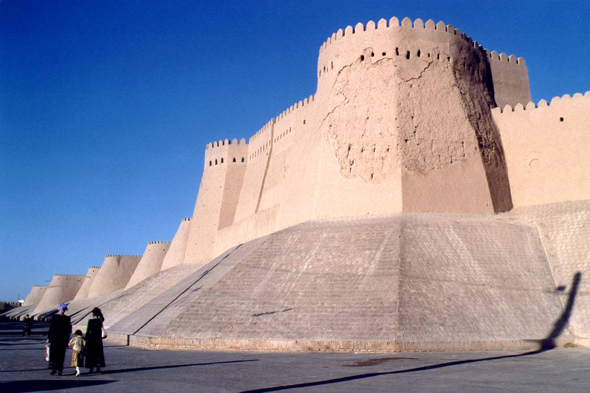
[160,218,191,271]
[508,201,590,339]
[486,50,531,108]
[232,121,274,223]
[493,92,590,208]
[73,266,101,300]
[23,285,48,306]
[185,16,526,268]
[125,241,171,289]
[255,96,321,225]
[34,274,86,314]
[184,140,249,266]
[87,255,142,298]
[218,141,250,229]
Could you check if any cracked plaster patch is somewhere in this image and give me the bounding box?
[320,50,401,183]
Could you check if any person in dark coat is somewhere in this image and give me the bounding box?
[47,303,71,376]
[23,314,33,337]
[85,307,106,373]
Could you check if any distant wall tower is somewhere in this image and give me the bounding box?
[184,138,248,265]
[73,266,101,300]
[87,255,142,298]
[23,285,48,306]
[125,241,170,289]
[34,274,86,314]
[160,218,192,271]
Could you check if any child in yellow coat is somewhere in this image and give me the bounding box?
[68,330,85,376]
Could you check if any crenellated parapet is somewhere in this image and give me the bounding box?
[492,91,590,114]
[105,254,142,257]
[492,91,590,208]
[205,138,248,168]
[485,50,525,66]
[317,17,485,79]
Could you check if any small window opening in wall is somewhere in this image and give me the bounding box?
[395,48,399,56]
[209,161,212,166]
[437,53,440,60]
[303,120,306,125]
[406,51,410,59]
[382,52,386,56]
[215,159,218,165]
[242,157,245,162]
[233,158,236,162]
[360,55,365,61]
[221,158,224,163]
[417,50,421,57]
[371,52,375,57]
[560,117,564,122]
[331,61,333,69]
[427,53,431,58]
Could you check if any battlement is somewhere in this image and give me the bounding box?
[148,241,171,245]
[205,138,247,150]
[249,119,274,143]
[89,266,101,269]
[105,254,142,258]
[205,137,249,168]
[182,217,191,222]
[274,95,315,122]
[318,17,481,56]
[492,91,590,114]
[485,50,525,66]
[53,274,85,278]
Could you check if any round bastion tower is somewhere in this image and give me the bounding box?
[314,17,513,213]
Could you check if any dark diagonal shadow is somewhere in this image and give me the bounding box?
[242,272,582,393]
[0,379,115,392]
[98,359,258,375]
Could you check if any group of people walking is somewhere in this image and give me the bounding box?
[46,304,106,376]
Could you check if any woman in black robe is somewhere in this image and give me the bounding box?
[85,307,105,373]
[47,304,71,376]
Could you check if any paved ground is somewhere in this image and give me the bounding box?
[1,321,589,392]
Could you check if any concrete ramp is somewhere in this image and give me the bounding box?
[507,200,590,341]
[34,275,86,315]
[109,239,265,336]
[23,286,48,306]
[108,214,564,352]
[87,255,142,298]
[160,218,191,271]
[1,305,36,320]
[73,267,101,300]
[125,242,170,290]
[80,262,203,331]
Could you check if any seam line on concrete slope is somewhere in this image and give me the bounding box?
[395,219,404,340]
[531,224,568,312]
[131,244,243,336]
[255,120,275,213]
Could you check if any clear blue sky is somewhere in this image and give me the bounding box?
[1,0,588,301]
